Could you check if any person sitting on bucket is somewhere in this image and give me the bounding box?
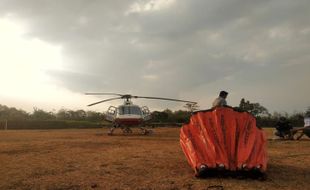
[212,91,228,108]
[274,117,294,139]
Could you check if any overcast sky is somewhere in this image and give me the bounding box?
[0,0,309,113]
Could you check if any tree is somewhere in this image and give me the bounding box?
[85,111,104,122]
[184,103,199,112]
[31,107,56,120]
[76,110,87,120]
[56,109,71,120]
[151,111,169,122]
[172,110,191,123]
[239,98,270,117]
[67,110,86,120]
[0,104,29,120]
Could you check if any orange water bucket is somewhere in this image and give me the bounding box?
[180,107,267,177]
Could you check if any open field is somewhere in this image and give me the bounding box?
[0,128,309,190]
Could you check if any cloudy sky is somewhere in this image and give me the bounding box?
[0,0,309,113]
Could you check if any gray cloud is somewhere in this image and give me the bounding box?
[1,0,310,111]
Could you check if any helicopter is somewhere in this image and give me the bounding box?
[85,93,197,135]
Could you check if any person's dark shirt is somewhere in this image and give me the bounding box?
[275,120,293,131]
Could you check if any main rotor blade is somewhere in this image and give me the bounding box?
[87,97,122,106]
[135,96,197,104]
[85,92,123,96]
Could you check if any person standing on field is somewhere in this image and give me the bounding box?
[212,91,228,108]
[274,117,294,139]
[295,112,310,139]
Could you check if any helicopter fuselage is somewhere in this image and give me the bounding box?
[104,103,151,126]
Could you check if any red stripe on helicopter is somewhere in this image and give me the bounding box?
[115,118,144,126]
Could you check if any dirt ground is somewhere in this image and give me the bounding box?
[0,127,309,190]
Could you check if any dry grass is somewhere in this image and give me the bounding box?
[0,128,309,190]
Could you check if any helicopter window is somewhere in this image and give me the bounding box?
[118,106,125,115]
[118,106,141,115]
[130,107,142,115]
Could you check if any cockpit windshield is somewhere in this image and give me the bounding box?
[118,106,142,115]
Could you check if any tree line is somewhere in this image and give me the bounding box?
[0,105,104,122]
[1,100,309,128]
[0,104,191,123]
[235,98,308,127]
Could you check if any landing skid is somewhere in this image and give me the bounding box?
[139,127,153,135]
[107,124,153,136]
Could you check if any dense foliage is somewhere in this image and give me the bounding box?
[238,98,270,117]
[236,98,307,128]
[0,104,104,122]
[151,109,191,123]
[0,102,309,128]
